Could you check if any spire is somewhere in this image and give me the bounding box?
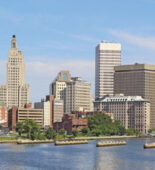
[11,35,17,49]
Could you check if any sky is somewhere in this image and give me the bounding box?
[0,0,155,102]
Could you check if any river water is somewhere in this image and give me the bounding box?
[0,138,154,170]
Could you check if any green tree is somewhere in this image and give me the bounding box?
[126,128,134,136]
[135,131,141,136]
[58,129,66,137]
[148,128,155,133]
[81,127,90,135]
[88,113,126,136]
[45,127,56,139]
[92,128,102,136]
[72,129,78,137]
[15,122,24,136]
[23,119,40,140]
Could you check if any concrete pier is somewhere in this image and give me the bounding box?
[17,139,54,144]
[55,140,88,146]
[96,140,126,147]
[144,143,155,149]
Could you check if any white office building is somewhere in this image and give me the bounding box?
[95,41,121,99]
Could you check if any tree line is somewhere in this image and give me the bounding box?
[14,113,140,140]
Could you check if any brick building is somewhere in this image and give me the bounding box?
[53,114,88,134]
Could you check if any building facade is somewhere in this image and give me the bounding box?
[52,99,64,123]
[65,77,91,114]
[95,41,121,99]
[0,35,29,108]
[34,95,64,126]
[18,108,43,127]
[94,94,150,134]
[114,63,155,129]
[50,71,71,112]
[53,114,88,134]
[34,100,51,127]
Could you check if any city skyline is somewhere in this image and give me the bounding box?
[0,0,155,102]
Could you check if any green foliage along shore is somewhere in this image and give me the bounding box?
[12,113,140,141]
[87,113,126,136]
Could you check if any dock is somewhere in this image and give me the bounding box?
[55,140,88,146]
[144,143,155,149]
[96,140,126,147]
[17,139,54,144]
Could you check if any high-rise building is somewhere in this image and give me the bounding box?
[65,77,91,114]
[50,71,71,112]
[114,63,155,129]
[94,94,150,134]
[95,41,121,99]
[0,35,30,108]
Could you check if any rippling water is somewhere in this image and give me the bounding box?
[0,138,154,170]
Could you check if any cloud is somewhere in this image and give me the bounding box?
[109,30,155,50]
[0,58,95,102]
[26,59,94,79]
[26,58,95,101]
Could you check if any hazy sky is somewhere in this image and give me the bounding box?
[0,0,155,102]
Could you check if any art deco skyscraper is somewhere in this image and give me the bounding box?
[95,41,121,99]
[0,35,29,108]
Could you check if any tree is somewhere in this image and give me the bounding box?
[23,119,40,140]
[82,127,90,135]
[72,129,78,137]
[15,122,24,136]
[87,113,126,136]
[91,128,102,136]
[58,129,65,137]
[45,127,56,139]
[126,128,134,136]
[135,131,141,136]
[148,128,155,133]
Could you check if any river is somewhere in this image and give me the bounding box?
[0,138,154,170]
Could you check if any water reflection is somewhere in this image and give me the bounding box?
[0,139,154,170]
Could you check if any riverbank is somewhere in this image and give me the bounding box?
[0,135,153,144]
[74,135,138,140]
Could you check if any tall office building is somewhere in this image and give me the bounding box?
[50,71,71,113]
[114,63,155,129]
[0,35,29,108]
[65,77,91,114]
[95,41,121,99]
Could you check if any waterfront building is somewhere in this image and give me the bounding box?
[0,105,8,127]
[114,63,155,129]
[52,98,64,123]
[65,77,92,114]
[0,35,29,108]
[94,94,150,134]
[8,106,18,129]
[95,41,121,99]
[18,107,43,127]
[53,114,88,134]
[34,100,51,127]
[34,95,64,126]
